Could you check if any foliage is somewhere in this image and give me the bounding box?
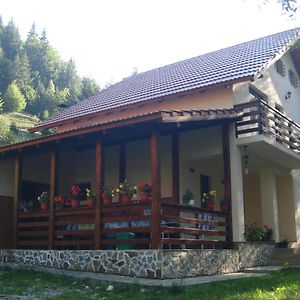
[86,188,95,199]
[0,17,100,145]
[138,183,152,194]
[244,223,273,242]
[182,189,194,204]
[113,180,138,197]
[101,186,114,198]
[1,267,300,299]
[2,81,26,112]
[201,190,217,204]
[37,191,49,204]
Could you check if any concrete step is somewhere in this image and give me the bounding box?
[274,248,295,255]
[268,258,300,266]
[272,253,300,259]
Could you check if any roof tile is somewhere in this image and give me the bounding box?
[34,28,300,130]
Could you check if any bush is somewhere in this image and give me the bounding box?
[244,223,273,242]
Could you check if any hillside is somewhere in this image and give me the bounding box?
[0,17,100,146]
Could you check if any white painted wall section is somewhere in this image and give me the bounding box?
[260,168,280,242]
[229,124,245,242]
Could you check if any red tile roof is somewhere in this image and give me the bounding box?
[32,28,300,132]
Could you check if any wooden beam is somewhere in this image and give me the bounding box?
[119,142,126,182]
[48,148,58,249]
[95,140,104,249]
[12,156,22,248]
[151,130,161,249]
[222,124,233,248]
[172,132,180,204]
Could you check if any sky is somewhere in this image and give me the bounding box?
[0,0,299,87]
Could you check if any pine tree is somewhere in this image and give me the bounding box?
[1,19,21,60]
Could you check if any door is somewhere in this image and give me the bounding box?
[0,196,13,248]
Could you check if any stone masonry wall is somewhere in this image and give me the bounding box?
[0,243,275,279]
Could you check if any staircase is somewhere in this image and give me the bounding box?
[268,248,300,266]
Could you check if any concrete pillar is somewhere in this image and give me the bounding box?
[260,168,279,242]
[229,125,245,242]
[291,170,300,245]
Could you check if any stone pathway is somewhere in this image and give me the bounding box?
[0,262,285,287]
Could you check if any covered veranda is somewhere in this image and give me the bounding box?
[0,109,238,251]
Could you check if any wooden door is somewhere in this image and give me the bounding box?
[0,196,13,248]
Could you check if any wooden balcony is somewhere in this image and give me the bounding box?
[16,200,229,250]
[235,100,300,155]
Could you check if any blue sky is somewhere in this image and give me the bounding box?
[0,0,298,86]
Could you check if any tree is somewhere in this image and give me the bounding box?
[80,77,100,100]
[1,19,21,60]
[3,81,26,112]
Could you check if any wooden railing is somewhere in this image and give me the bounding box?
[16,201,229,250]
[161,202,228,249]
[17,210,49,249]
[235,100,300,154]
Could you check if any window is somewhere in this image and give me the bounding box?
[275,59,286,77]
[288,70,298,88]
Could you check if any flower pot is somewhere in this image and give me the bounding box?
[40,202,48,211]
[102,195,112,206]
[220,201,229,213]
[87,198,95,208]
[139,193,150,202]
[71,199,80,208]
[207,199,215,211]
[121,194,132,204]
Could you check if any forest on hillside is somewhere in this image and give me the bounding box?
[0,17,100,145]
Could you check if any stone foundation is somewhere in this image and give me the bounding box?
[0,243,275,279]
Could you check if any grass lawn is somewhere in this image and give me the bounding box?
[0,267,300,299]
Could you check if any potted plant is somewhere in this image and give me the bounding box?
[201,190,216,211]
[86,188,95,208]
[54,195,64,209]
[137,183,151,202]
[263,225,273,242]
[182,189,194,206]
[244,223,270,242]
[114,180,137,204]
[37,191,49,211]
[101,186,114,205]
[70,185,81,208]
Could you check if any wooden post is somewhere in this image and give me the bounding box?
[49,148,58,249]
[95,140,104,249]
[172,132,180,205]
[222,124,233,248]
[151,130,161,249]
[119,142,126,182]
[12,156,22,249]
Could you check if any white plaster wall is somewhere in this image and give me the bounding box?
[244,173,262,227]
[291,170,300,244]
[104,144,119,188]
[276,175,297,241]
[23,153,51,184]
[233,52,300,122]
[0,159,14,197]
[59,149,95,194]
[179,126,223,206]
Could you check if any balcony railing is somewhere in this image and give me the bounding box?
[16,199,229,250]
[235,100,300,154]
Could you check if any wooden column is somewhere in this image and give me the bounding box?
[12,156,22,249]
[151,130,161,249]
[48,148,58,249]
[95,140,104,249]
[222,124,233,248]
[172,132,180,204]
[119,142,126,182]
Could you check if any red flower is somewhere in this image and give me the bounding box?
[71,185,81,197]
